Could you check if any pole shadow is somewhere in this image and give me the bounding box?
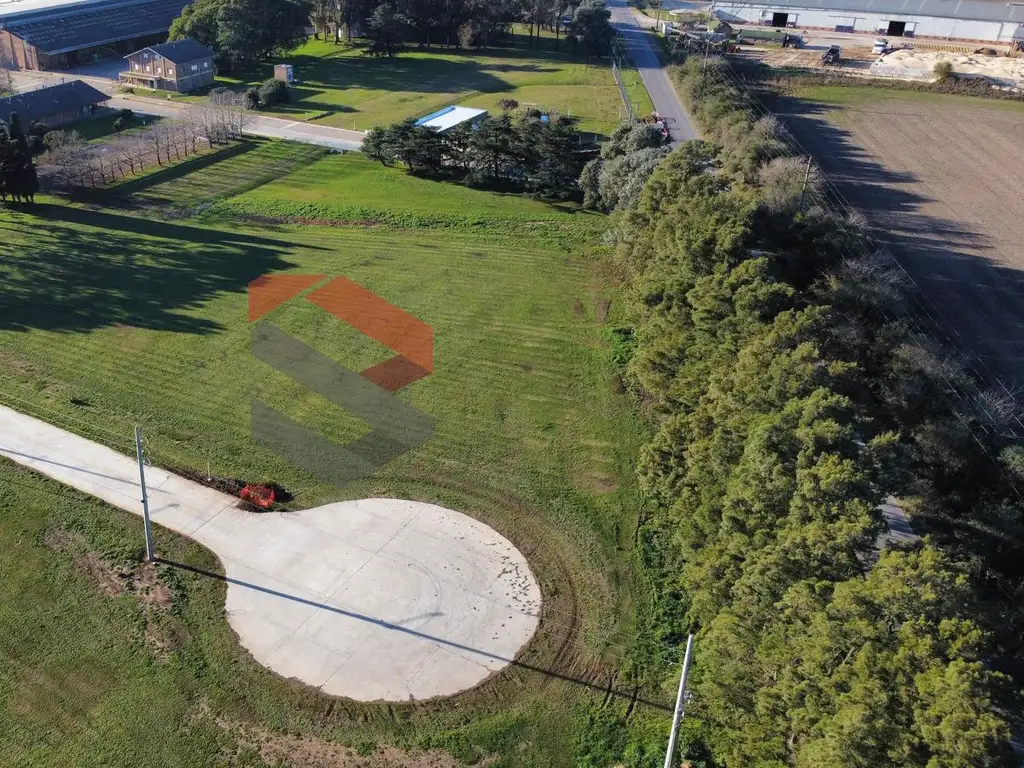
[157,557,672,712]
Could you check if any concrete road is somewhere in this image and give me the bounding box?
[608,0,698,142]
[0,404,541,701]
[11,69,365,151]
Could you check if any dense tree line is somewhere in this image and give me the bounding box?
[363,111,586,198]
[170,0,615,68]
[0,113,39,203]
[613,56,1020,766]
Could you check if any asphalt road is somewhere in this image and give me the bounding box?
[608,0,698,143]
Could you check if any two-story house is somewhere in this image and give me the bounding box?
[120,38,214,93]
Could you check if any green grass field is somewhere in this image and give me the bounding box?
[219,32,643,134]
[67,112,165,143]
[0,143,665,765]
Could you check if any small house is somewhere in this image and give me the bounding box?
[0,79,108,128]
[120,38,214,93]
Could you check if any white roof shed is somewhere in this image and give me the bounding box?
[414,105,488,132]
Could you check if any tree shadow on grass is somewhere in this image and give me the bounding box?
[0,204,307,335]
[85,142,258,205]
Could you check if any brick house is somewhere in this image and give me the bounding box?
[120,38,214,92]
[0,79,108,127]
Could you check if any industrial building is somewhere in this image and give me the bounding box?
[709,0,1024,43]
[0,0,190,70]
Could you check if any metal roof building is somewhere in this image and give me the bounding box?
[0,78,107,125]
[710,0,1024,42]
[414,105,489,132]
[0,0,190,70]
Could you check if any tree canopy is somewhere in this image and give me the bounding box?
[613,56,1021,766]
[169,0,310,69]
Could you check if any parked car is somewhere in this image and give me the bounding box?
[872,38,889,54]
[822,45,841,64]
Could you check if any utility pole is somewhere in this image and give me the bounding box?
[663,634,695,768]
[799,154,812,211]
[135,426,154,562]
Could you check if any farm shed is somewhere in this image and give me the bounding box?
[709,0,1024,43]
[414,105,488,132]
[0,0,191,70]
[0,78,107,126]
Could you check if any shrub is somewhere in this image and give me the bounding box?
[499,98,519,112]
[933,60,954,81]
[244,87,260,110]
[258,78,289,107]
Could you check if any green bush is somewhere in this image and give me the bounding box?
[243,86,259,110]
[933,60,954,81]
[258,78,289,107]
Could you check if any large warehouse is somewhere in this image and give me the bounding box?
[710,0,1024,43]
[0,0,190,70]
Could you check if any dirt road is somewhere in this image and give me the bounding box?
[779,94,1024,391]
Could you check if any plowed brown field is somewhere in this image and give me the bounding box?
[778,90,1024,388]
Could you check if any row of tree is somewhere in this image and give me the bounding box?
[613,56,1019,766]
[169,0,615,69]
[363,110,588,198]
[43,97,246,190]
[0,114,40,203]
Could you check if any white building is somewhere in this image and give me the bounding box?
[414,105,488,133]
[710,0,1024,43]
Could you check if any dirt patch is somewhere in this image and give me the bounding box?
[227,723,470,768]
[76,552,128,597]
[587,473,620,493]
[44,526,181,653]
[777,94,1024,389]
[595,298,611,323]
[572,299,585,317]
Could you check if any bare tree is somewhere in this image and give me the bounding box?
[43,130,88,189]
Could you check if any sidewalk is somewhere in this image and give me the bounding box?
[0,403,539,701]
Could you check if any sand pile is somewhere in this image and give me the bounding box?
[872,49,1024,86]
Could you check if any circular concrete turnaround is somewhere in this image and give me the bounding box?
[209,498,541,701]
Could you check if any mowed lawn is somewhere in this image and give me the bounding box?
[223,34,635,134]
[0,143,659,765]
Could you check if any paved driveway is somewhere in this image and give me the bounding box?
[0,404,541,701]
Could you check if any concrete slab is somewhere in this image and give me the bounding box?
[0,404,541,700]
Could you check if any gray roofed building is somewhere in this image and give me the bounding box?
[140,37,214,64]
[0,78,108,125]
